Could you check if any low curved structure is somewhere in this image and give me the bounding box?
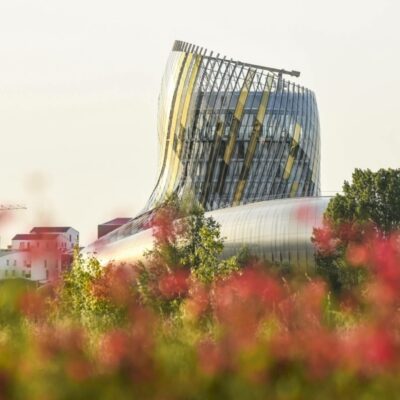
[85,41,326,267]
[87,197,330,269]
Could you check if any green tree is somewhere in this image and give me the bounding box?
[325,168,400,235]
[138,196,240,310]
[313,168,400,292]
[180,207,240,284]
[59,246,125,329]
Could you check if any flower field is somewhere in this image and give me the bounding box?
[2,191,400,399]
[1,227,400,399]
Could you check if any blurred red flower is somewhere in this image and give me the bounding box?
[18,290,46,320]
[158,269,189,299]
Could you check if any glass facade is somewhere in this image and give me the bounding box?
[147,40,321,212]
[85,41,326,268]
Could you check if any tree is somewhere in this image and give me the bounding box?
[59,246,126,329]
[180,208,240,284]
[325,168,400,235]
[137,196,240,310]
[313,168,400,292]
[59,196,242,320]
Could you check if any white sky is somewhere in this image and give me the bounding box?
[1,0,399,246]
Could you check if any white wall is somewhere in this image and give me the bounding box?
[63,228,79,250]
[1,228,78,283]
[0,251,31,279]
[0,249,61,282]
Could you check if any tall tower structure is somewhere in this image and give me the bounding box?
[86,41,324,267]
[146,40,320,212]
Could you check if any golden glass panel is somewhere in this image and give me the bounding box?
[167,54,203,193]
[233,180,246,204]
[232,76,273,204]
[283,123,302,179]
[160,53,194,195]
[168,53,193,145]
[283,157,294,180]
[181,55,202,129]
[200,120,225,204]
[234,69,255,120]
[290,181,299,197]
[224,119,240,163]
[293,123,301,143]
[223,69,255,165]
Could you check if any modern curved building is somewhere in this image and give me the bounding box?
[149,40,321,211]
[85,41,328,269]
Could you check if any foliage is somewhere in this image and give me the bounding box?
[3,192,400,397]
[137,196,240,312]
[59,246,129,330]
[181,209,239,284]
[313,168,400,292]
[326,168,400,235]
[1,228,400,398]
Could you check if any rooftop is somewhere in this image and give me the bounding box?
[99,218,132,226]
[30,227,72,233]
[12,233,61,241]
[0,249,19,257]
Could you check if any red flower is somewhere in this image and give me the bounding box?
[370,236,400,291]
[158,269,189,299]
[295,203,319,224]
[37,326,86,360]
[65,359,92,382]
[148,205,186,245]
[342,325,397,375]
[212,270,283,348]
[91,264,137,306]
[197,339,226,376]
[18,291,46,320]
[346,242,369,267]
[313,221,339,255]
[184,281,209,320]
[100,330,130,369]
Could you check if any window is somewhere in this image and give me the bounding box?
[11,270,15,277]
[44,259,47,268]
[46,270,49,280]
[6,260,9,267]
[13,260,16,267]
[69,235,71,242]
[237,141,245,159]
[225,110,233,127]
[27,242,30,249]
[19,242,25,249]
[4,270,8,277]
[25,271,31,279]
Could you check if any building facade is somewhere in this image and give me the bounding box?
[98,218,133,239]
[85,41,327,269]
[147,40,320,212]
[0,227,79,282]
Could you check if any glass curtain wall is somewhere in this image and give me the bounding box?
[87,41,322,259]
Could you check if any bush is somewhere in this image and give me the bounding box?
[1,199,400,398]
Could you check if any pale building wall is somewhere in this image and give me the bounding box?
[0,251,31,279]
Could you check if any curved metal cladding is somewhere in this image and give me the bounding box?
[146,40,321,212]
[86,198,330,270]
[84,40,323,266]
